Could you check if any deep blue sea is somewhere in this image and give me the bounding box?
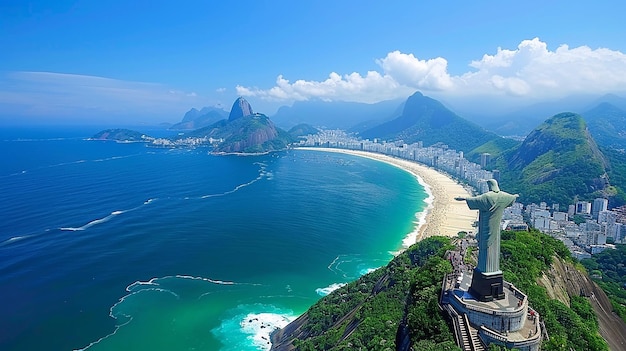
[0,126,427,351]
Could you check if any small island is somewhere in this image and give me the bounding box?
[90,128,153,143]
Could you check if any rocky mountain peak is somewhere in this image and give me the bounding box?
[228,97,254,121]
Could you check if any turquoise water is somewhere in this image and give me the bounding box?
[0,127,427,350]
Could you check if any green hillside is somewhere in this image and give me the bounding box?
[271,236,459,351]
[581,244,626,323]
[288,123,320,138]
[185,113,294,153]
[497,112,609,206]
[270,232,607,351]
[583,102,626,150]
[360,92,500,153]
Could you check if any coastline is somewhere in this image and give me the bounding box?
[297,147,477,246]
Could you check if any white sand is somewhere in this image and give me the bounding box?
[298,148,477,245]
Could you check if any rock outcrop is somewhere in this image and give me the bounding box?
[538,257,626,351]
[183,98,294,153]
[228,97,254,121]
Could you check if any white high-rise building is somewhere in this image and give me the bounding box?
[576,201,592,215]
[592,198,609,219]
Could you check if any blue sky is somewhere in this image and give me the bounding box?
[1,0,626,125]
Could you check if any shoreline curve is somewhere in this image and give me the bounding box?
[297,147,477,246]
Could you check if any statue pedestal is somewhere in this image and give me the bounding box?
[469,269,505,302]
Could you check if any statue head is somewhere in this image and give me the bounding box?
[487,179,500,193]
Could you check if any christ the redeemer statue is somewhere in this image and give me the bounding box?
[455,179,518,301]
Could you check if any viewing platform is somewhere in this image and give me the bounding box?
[441,248,542,351]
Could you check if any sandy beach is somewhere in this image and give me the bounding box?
[298,147,477,246]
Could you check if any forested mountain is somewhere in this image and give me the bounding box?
[271,232,611,350]
[185,113,294,153]
[359,92,501,153]
[583,102,626,150]
[497,112,609,206]
[184,97,294,153]
[288,123,319,138]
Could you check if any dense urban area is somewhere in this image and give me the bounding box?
[299,130,624,260]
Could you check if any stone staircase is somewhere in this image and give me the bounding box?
[442,295,485,351]
[468,324,485,351]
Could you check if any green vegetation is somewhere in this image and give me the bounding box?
[497,113,608,207]
[581,244,626,323]
[468,137,520,167]
[500,229,608,351]
[282,230,608,350]
[584,102,626,150]
[91,128,149,142]
[463,246,475,265]
[291,236,460,350]
[360,92,500,153]
[189,114,295,153]
[288,123,320,138]
[599,147,626,206]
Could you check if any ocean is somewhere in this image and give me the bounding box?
[0,126,428,351]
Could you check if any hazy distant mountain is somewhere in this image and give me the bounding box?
[499,112,609,205]
[587,93,626,111]
[473,95,605,136]
[360,92,500,153]
[583,102,626,150]
[170,106,228,130]
[270,99,402,131]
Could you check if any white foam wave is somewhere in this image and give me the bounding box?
[4,154,142,178]
[359,267,378,276]
[59,210,125,231]
[126,277,161,292]
[80,273,245,350]
[316,283,347,296]
[240,313,295,351]
[197,162,270,199]
[173,274,236,285]
[125,275,257,294]
[400,173,434,250]
[93,154,141,162]
[74,287,179,351]
[211,304,298,351]
[0,235,33,247]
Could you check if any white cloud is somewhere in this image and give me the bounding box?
[458,38,626,98]
[237,72,412,103]
[238,38,626,103]
[377,51,453,90]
